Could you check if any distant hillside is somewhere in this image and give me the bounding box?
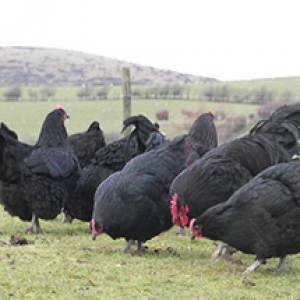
[0,47,217,86]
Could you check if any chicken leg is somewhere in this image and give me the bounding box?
[243,259,264,275]
[26,213,43,234]
[277,257,287,273]
[121,239,135,253]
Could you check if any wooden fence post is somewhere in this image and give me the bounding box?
[122,67,131,136]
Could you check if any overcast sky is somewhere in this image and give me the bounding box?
[1,0,299,81]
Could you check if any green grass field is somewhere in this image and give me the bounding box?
[0,209,299,299]
[0,100,258,143]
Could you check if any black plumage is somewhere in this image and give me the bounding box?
[185,111,218,157]
[68,121,106,168]
[0,107,80,233]
[170,103,300,258]
[64,114,167,222]
[91,135,190,251]
[190,160,300,274]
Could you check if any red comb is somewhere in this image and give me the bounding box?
[208,109,213,115]
[56,104,64,110]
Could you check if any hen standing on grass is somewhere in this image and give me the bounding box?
[68,121,106,168]
[64,114,167,222]
[0,107,81,233]
[91,111,218,252]
[190,160,300,274]
[170,103,300,260]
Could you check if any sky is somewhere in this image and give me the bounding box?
[1,0,300,81]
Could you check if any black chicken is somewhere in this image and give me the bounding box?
[68,121,106,168]
[170,103,300,260]
[0,107,81,233]
[91,112,218,252]
[190,160,300,274]
[64,114,167,222]
[91,135,192,252]
[177,110,218,235]
[185,110,218,158]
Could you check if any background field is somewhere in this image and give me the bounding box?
[0,99,259,143]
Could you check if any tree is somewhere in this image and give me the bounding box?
[28,88,39,100]
[40,87,56,100]
[203,87,214,101]
[77,86,94,100]
[96,86,110,99]
[131,87,143,98]
[4,87,22,101]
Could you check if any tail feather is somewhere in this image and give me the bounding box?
[86,121,100,132]
[0,123,18,140]
[250,103,300,157]
[122,115,159,144]
[251,103,300,134]
[267,103,300,123]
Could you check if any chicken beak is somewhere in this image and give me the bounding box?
[92,233,98,240]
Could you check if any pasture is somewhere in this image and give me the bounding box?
[0,209,300,299]
[0,100,258,143]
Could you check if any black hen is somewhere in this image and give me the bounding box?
[185,111,218,158]
[190,160,300,274]
[0,107,81,233]
[91,112,218,252]
[91,135,193,252]
[170,103,300,259]
[64,114,167,222]
[68,121,106,168]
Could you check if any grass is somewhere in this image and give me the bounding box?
[0,100,258,143]
[0,209,300,299]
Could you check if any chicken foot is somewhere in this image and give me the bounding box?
[211,242,226,260]
[277,257,287,273]
[266,257,287,273]
[26,213,43,234]
[211,242,241,264]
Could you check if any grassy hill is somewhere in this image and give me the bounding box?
[0,47,217,86]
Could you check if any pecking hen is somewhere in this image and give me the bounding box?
[63,114,167,222]
[0,107,81,233]
[91,112,218,252]
[91,135,193,252]
[190,160,300,274]
[170,103,300,260]
[68,121,106,168]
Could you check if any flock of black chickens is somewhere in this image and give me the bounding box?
[1,103,300,275]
